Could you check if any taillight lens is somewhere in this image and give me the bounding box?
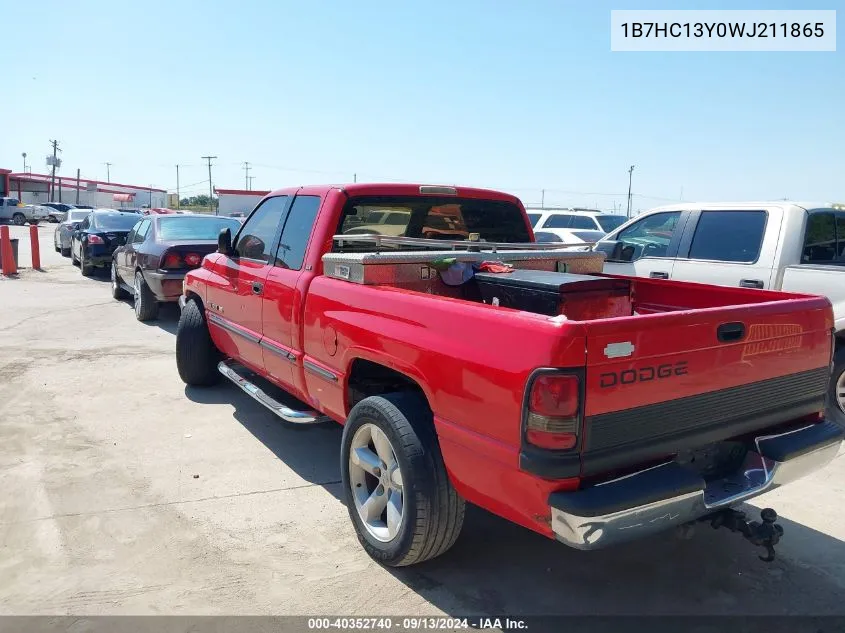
[163,252,182,269]
[184,253,202,267]
[87,234,104,244]
[525,374,580,450]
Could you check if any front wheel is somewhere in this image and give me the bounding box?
[176,298,221,385]
[828,345,845,430]
[111,261,129,300]
[12,213,25,226]
[340,393,465,567]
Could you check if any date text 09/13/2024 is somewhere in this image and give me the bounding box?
[307,617,528,630]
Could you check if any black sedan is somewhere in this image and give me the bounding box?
[111,214,241,321]
[71,210,140,277]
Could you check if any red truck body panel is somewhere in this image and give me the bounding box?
[184,183,835,539]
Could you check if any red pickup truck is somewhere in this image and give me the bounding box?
[176,183,842,566]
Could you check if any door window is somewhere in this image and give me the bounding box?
[837,212,845,259]
[802,212,837,264]
[234,196,289,262]
[134,220,151,243]
[276,196,321,269]
[569,215,598,230]
[612,211,682,261]
[542,214,572,229]
[687,210,767,263]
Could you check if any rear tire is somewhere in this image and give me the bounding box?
[61,246,70,257]
[176,298,221,386]
[80,249,93,276]
[827,345,845,430]
[133,271,159,321]
[340,393,465,567]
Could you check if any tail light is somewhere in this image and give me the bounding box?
[524,373,581,450]
[162,251,182,269]
[184,253,202,267]
[87,234,104,244]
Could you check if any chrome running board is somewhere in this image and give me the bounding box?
[217,360,327,424]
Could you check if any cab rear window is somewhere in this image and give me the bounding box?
[687,210,767,263]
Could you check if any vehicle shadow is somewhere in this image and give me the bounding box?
[183,382,344,501]
[111,296,181,335]
[386,504,845,619]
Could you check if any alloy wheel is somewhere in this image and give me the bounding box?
[836,370,845,414]
[348,423,405,542]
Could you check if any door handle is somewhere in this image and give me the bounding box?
[739,279,765,289]
[649,271,669,279]
[717,322,746,343]
[252,282,263,295]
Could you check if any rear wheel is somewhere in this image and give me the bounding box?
[133,271,159,321]
[79,249,93,276]
[176,298,221,386]
[60,244,70,257]
[70,240,79,265]
[828,346,845,430]
[340,393,465,567]
[111,261,129,300]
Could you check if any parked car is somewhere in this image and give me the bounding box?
[42,202,78,223]
[70,209,139,276]
[174,183,841,567]
[53,209,93,256]
[0,197,50,225]
[595,201,845,428]
[528,209,627,236]
[111,214,242,321]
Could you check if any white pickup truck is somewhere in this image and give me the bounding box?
[595,201,845,427]
[0,197,51,225]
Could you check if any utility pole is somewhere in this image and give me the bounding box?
[76,169,81,204]
[48,139,61,202]
[175,165,181,209]
[248,175,256,190]
[202,155,217,215]
[626,165,635,218]
[243,161,251,189]
[353,173,357,183]
[104,162,112,182]
[541,189,545,208]
[149,185,153,208]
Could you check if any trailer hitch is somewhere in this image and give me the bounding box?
[704,507,784,562]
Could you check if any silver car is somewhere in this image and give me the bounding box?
[54,209,92,256]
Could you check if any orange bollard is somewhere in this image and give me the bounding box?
[1,225,17,276]
[29,224,41,270]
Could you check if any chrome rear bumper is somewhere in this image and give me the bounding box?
[550,421,843,550]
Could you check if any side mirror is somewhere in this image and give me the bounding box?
[594,240,626,261]
[218,227,234,256]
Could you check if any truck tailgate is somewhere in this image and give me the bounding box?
[579,296,833,477]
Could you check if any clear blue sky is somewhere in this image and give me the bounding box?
[3,0,842,211]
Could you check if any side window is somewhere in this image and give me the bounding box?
[569,216,597,230]
[614,211,682,261]
[126,221,142,244]
[81,215,91,230]
[802,212,837,264]
[837,212,845,259]
[542,215,572,229]
[235,196,289,262]
[687,211,767,263]
[134,220,151,243]
[276,195,321,269]
[527,213,541,227]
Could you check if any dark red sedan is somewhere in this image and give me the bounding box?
[110,213,242,321]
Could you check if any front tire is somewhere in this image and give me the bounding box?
[61,245,70,257]
[12,213,25,226]
[133,271,159,321]
[176,298,221,386]
[828,345,845,430]
[340,393,465,567]
[111,261,129,300]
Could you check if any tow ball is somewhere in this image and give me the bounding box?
[704,507,784,562]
